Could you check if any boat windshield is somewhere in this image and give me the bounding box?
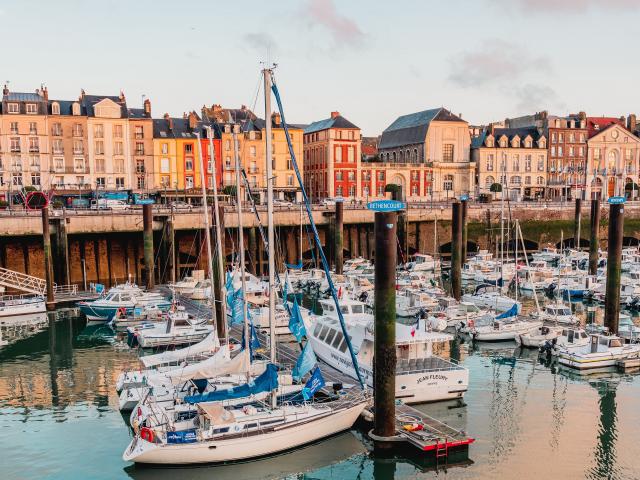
[351,304,364,314]
[558,308,571,316]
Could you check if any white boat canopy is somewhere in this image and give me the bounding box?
[140,332,219,368]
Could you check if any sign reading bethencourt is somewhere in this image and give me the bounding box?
[367,200,406,212]
[608,196,626,205]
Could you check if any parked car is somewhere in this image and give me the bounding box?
[320,198,336,206]
[169,201,194,212]
[274,199,293,207]
[90,199,129,210]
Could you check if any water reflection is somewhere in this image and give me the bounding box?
[588,380,619,480]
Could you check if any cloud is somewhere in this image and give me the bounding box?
[305,0,365,47]
[513,84,565,113]
[448,39,550,88]
[490,0,640,13]
[243,32,279,58]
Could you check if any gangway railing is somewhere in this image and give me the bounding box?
[0,267,46,295]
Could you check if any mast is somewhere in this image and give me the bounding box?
[233,128,251,379]
[195,131,217,333]
[514,218,518,304]
[263,67,277,408]
[206,125,228,344]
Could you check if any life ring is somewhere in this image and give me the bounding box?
[140,427,154,443]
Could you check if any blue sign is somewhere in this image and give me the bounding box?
[367,200,406,212]
[167,429,197,444]
[460,194,469,201]
[608,196,626,205]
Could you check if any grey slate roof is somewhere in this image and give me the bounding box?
[82,94,126,117]
[304,115,359,134]
[471,131,487,149]
[5,92,43,102]
[48,100,83,116]
[493,127,544,145]
[379,108,464,149]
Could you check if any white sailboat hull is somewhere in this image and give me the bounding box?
[123,402,366,464]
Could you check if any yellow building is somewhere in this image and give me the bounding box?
[153,115,179,192]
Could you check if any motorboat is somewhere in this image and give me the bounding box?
[532,247,562,264]
[517,325,564,348]
[126,307,213,348]
[187,279,212,300]
[111,304,167,332]
[0,294,46,317]
[78,283,171,321]
[462,315,542,341]
[305,297,469,404]
[170,270,205,296]
[433,301,487,329]
[617,314,640,343]
[405,253,437,272]
[461,284,521,314]
[529,302,580,326]
[556,333,640,370]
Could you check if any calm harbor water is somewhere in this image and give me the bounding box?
[1,306,639,479]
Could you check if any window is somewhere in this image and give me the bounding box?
[52,103,60,115]
[113,124,123,138]
[443,144,454,162]
[579,147,585,157]
[76,176,84,186]
[525,175,531,184]
[558,146,563,157]
[287,174,294,186]
[225,139,230,151]
[348,171,355,181]
[114,142,124,155]
[54,158,63,172]
[7,103,19,114]
[10,122,18,134]
[486,154,494,171]
[551,132,557,143]
[161,143,168,154]
[558,133,564,143]
[363,185,370,196]
[29,137,39,153]
[538,156,545,171]
[31,174,40,186]
[185,176,194,189]
[569,146,574,157]
[161,158,170,173]
[74,158,85,172]
[135,142,144,155]
[377,185,384,196]
[136,159,145,173]
[537,176,544,185]
[72,103,81,116]
[443,175,453,191]
[137,176,145,189]
[513,155,520,172]
[349,185,356,196]
[593,148,601,160]
[94,124,104,138]
[73,124,83,137]
[336,171,343,181]
[116,177,125,189]
[485,175,495,188]
[348,147,354,162]
[52,123,62,136]
[26,104,37,114]
[525,155,532,172]
[52,139,63,153]
[10,138,20,152]
[29,155,40,169]
[336,186,343,196]
[378,171,385,181]
[185,158,193,171]
[135,126,144,139]
[249,161,257,173]
[551,146,556,157]
[185,144,193,154]
[160,175,169,187]
[95,158,105,173]
[114,158,125,173]
[510,176,521,185]
[29,122,37,135]
[625,148,633,160]
[335,147,342,162]
[73,140,83,154]
[225,156,232,169]
[12,174,23,186]
[207,160,212,173]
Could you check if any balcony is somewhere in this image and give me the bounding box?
[10,147,21,153]
[73,149,84,155]
[135,149,145,156]
[136,166,145,174]
[29,165,41,172]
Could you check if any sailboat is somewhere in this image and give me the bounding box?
[123,67,368,465]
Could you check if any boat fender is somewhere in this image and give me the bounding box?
[140,427,154,443]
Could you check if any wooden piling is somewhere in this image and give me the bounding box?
[373,211,397,449]
[142,203,155,289]
[574,198,582,249]
[589,199,600,275]
[605,201,624,334]
[461,199,468,262]
[335,200,344,274]
[41,208,55,310]
[451,201,463,301]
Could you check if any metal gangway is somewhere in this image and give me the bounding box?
[0,267,46,295]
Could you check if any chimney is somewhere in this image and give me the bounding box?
[42,86,48,101]
[619,116,625,124]
[628,114,636,132]
[143,98,151,117]
[331,111,340,119]
[188,111,198,130]
[119,90,126,102]
[80,88,86,101]
[272,111,281,126]
[490,123,495,136]
[2,84,8,96]
[458,113,462,119]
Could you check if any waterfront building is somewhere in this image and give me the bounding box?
[303,112,361,201]
[472,126,547,201]
[203,104,303,201]
[377,108,474,201]
[127,99,154,192]
[82,90,132,192]
[585,117,640,200]
[0,85,52,203]
[506,111,588,199]
[153,115,180,194]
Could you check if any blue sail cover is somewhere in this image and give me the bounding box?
[184,363,279,404]
[292,341,317,382]
[285,260,303,270]
[288,298,306,342]
[496,303,519,319]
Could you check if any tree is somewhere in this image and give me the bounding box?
[222,185,237,197]
[490,183,502,193]
[384,183,403,200]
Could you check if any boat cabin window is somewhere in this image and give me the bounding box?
[313,323,323,337]
[567,330,575,343]
[337,338,348,353]
[599,337,609,346]
[351,304,364,314]
[331,330,344,349]
[324,328,337,346]
[581,332,588,339]
[609,338,623,348]
[340,306,350,314]
[318,325,329,341]
[559,308,571,316]
[324,304,335,313]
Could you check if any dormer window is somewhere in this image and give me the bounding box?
[51,102,60,115]
[499,137,507,148]
[72,102,80,116]
[26,104,37,114]
[7,103,18,114]
[511,137,520,148]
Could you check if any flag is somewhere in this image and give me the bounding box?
[225,271,235,306]
[292,341,317,382]
[229,290,245,326]
[288,298,307,342]
[302,367,325,400]
[241,312,260,359]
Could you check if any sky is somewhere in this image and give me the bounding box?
[2,0,640,136]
